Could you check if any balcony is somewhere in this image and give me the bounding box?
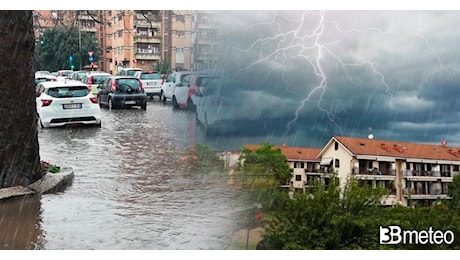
[79,26,97,33]
[134,19,161,28]
[402,169,454,181]
[403,188,451,200]
[352,167,396,180]
[134,52,161,61]
[134,35,161,44]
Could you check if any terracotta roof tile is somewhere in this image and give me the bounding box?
[335,136,460,161]
[243,144,321,162]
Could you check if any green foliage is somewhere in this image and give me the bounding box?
[257,176,460,249]
[259,178,388,249]
[186,143,224,173]
[154,61,170,75]
[448,173,460,213]
[236,142,291,186]
[35,27,101,71]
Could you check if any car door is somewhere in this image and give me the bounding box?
[173,73,192,106]
[98,78,110,104]
[35,84,45,113]
[163,73,175,99]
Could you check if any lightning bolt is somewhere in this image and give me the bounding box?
[224,11,399,138]
[417,13,449,73]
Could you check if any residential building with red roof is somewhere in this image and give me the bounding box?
[318,136,460,207]
[243,143,321,192]
[240,136,460,207]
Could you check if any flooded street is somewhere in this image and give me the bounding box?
[1,101,253,250]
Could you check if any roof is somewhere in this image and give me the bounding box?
[38,80,87,88]
[334,136,460,162]
[243,144,321,162]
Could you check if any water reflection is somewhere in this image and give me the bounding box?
[0,195,43,249]
[35,103,249,249]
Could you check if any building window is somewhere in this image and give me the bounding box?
[175,15,185,22]
[335,159,340,168]
[295,175,302,181]
[334,141,339,150]
[175,31,185,38]
[118,30,123,38]
[294,162,304,168]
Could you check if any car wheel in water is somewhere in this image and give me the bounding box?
[141,103,147,110]
[108,98,113,110]
[187,98,196,111]
[172,96,179,109]
[98,96,103,107]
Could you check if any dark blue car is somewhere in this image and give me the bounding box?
[97,76,147,110]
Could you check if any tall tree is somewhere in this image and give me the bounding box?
[35,27,100,72]
[0,11,42,188]
[448,173,460,213]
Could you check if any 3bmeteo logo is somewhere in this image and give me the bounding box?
[379,226,454,245]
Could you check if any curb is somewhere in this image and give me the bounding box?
[0,167,74,201]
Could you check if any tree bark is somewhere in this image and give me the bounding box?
[0,11,42,188]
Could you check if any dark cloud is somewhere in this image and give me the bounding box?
[202,10,460,149]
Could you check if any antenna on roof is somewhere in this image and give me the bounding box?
[368,127,374,139]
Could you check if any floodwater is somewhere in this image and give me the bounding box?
[0,101,253,250]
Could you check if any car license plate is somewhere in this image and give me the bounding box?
[63,103,82,109]
[147,82,156,85]
[125,100,136,105]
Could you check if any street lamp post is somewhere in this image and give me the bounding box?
[78,17,82,71]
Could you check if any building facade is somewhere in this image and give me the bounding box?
[109,10,162,73]
[163,10,194,71]
[317,136,459,207]
[242,136,460,207]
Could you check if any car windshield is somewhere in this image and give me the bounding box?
[76,72,86,80]
[61,71,72,76]
[47,86,89,98]
[127,70,141,76]
[140,73,161,80]
[36,71,50,75]
[92,75,110,84]
[116,78,141,93]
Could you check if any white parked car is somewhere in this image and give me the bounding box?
[35,80,102,128]
[160,71,197,105]
[134,70,162,100]
[191,79,236,134]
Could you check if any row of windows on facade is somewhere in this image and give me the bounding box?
[293,159,460,172]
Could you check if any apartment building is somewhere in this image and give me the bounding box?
[163,10,194,71]
[318,136,459,207]
[241,136,460,207]
[242,144,322,192]
[110,10,162,73]
[192,11,220,71]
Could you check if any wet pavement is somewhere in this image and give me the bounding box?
[0,101,253,249]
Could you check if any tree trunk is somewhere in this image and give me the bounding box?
[0,11,42,188]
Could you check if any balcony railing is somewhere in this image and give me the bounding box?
[352,167,396,176]
[134,19,161,28]
[134,35,161,44]
[401,169,452,178]
[134,53,161,60]
[403,188,447,196]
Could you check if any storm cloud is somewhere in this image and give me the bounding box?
[203,10,460,149]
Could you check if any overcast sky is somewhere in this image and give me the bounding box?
[201,10,460,149]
